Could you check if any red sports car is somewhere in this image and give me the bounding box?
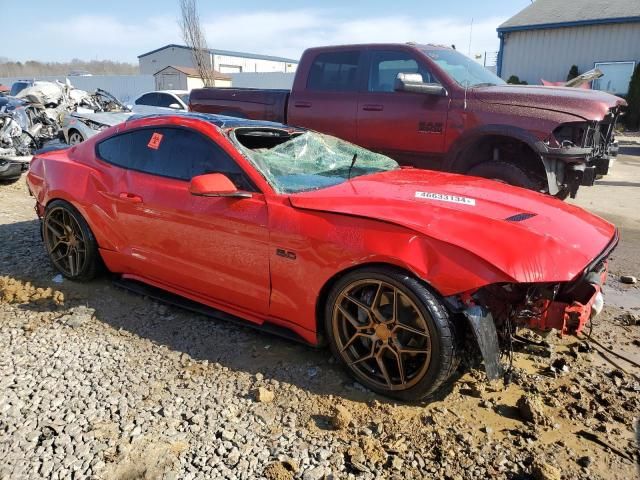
[26,113,617,401]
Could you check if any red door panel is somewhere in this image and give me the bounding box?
[357,49,450,166]
[118,170,270,317]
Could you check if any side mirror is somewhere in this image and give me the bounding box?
[168,103,182,109]
[394,73,447,96]
[189,173,251,198]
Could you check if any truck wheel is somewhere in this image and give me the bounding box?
[325,267,460,402]
[468,161,538,190]
[43,200,101,281]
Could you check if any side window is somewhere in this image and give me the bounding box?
[96,134,130,168]
[156,93,177,108]
[135,93,158,106]
[368,51,439,92]
[307,51,360,92]
[97,128,253,189]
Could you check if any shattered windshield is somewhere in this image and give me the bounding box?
[232,130,399,194]
[421,49,505,87]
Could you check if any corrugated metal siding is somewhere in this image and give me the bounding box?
[501,22,640,84]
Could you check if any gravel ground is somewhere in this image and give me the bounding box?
[1,150,639,480]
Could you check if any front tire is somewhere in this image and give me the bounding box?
[325,267,460,402]
[467,161,539,190]
[68,130,84,145]
[43,200,100,281]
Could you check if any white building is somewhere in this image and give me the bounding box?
[497,0,640,94]
[154,66,231,91]
[139,44,299,76]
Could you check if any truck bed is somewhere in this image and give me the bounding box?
[189,88,289,124]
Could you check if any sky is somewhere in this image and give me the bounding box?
[1,0,532,63]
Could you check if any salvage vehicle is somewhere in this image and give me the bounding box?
[0,154,29,183]
[190,43,626,198]
[0,97,38,158]
[62,111,133,144]
[61,91,132,144]
[26,113,617,401]
[9,80,34,97]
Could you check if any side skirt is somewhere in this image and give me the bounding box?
[112,277,314,346]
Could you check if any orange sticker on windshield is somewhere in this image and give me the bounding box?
[147,132,163,150]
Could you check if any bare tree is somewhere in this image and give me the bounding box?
[179,0,216,87]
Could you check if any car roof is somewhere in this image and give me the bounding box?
[127,111,289,129]
[137,90,189,97]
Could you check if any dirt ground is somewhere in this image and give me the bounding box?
[0,143,639,480]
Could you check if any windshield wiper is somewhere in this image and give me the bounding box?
[348,153,358,180]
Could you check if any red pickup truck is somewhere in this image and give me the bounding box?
[190,43,626,198]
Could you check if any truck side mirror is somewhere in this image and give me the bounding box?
[394,73,447,96]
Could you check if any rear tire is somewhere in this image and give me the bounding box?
[325,266,460,402]
[43,200,100,281]
[467,161,539,190]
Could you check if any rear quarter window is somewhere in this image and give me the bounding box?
[307,51,360,92]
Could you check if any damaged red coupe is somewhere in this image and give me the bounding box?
[26,113,617,401]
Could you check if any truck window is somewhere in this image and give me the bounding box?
[307,51,360,92]
[368,51,438,92]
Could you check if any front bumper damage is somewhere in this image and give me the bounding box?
[454,232,618,381]
[0,157,29,180]
[541,108,622,197]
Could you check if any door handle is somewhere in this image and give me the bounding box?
[119,192,143,203]
[294,101,312,108]
[362,104,384,111]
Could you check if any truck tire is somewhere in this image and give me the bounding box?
[325,266,460,402]
[467,161,538,190]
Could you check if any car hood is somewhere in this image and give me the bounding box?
[70,111,132,126]
[474,84,626,121]
[288,168,616,284]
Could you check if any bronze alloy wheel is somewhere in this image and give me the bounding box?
[44,206,89,277]
[332,279,432,391]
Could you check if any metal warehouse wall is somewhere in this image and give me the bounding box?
[0,75,154,104]
[500,22,640,84]
[228,72,295,89]
[139,47,195,75]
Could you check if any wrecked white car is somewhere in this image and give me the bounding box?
[62,111,132,144]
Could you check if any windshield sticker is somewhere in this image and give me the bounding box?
[415,191,476,206]
[147,132,163,150]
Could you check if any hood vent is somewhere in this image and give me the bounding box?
[505,213,537,222]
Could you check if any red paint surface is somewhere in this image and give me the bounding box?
[27,115,617,344]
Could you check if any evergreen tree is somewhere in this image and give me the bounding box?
[626,64,640,130]
[567,65,580,81]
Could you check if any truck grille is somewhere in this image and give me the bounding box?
[584,107,620,157]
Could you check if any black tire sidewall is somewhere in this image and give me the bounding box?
[44,200,99,281]
[325,267,453,401]
[468,161,537,190]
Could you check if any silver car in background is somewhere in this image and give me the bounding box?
[61,111,133,144]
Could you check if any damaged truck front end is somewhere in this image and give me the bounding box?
[451,231,618,380]
[543,106,623,198]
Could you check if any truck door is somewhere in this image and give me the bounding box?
[288,50,363,143]
[357,49,450,168]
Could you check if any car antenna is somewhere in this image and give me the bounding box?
[348,153,358,180]
[462,19,474,111]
